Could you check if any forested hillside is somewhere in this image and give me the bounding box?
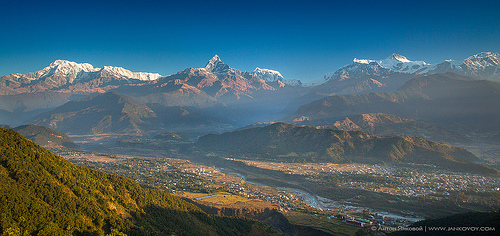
[196,123,498,175]
[0,128,278,235]
[13,124,79,149]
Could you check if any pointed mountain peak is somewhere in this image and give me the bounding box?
[204,55,230,74]
[386,53,410,62]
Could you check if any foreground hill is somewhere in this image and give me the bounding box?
[13,124,78,149]
[0,128,277,235]
[196,123,498,175]
[321,113,470,144]
[286,73,500,135]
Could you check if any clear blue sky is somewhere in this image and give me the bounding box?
[1,0,499,82]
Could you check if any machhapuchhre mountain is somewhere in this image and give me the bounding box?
[0,128,279,235]
[196,122,498,175]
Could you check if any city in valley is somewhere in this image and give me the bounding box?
[57,142,500,235]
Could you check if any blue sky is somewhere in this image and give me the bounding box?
[1,0,499,82]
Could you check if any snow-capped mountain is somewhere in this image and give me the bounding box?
[322,54,429,83]
[202,55,231,74]
[314,58,392,85]
[378,53,430,74]
[252,67,284,82]
[0,60,161,95]
[35,60,160,83]
[312,52,500,87]
[460,52,500,79]
[252,67,302,86]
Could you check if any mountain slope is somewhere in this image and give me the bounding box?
[286,73,500,134]
[196,123,497,175]
[31,91,157,135]
[321,113,470,144]
[13,124,78,149]
[30,91,234,135]
[0,128,278,235]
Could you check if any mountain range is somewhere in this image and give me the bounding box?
[286,73,500,139]
[29,91,231,135]
[0,55,303,127]
[1,52,499,133]
[283,52,500,116]
[312,52,500,86]
[196,122,498,175]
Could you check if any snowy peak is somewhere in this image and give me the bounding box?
[203,55,230,74]
[252,67,284,82]
[100,66,161,81]
[463,52,499,67]
[49,60,96,71]
[316,52,500,87]
[460,52,500,79]
[43,60,162,82]
[353,58,378,65]
[378,54,429,74]
[2,59,162,91]
[467,52,499,60]
[322,58,390,83]
[251,67,301,86]
[386,53,411,63]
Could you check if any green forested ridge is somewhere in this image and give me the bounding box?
[13,124,79,149]
[0,124,13,129]
[0,128,279,235]
[196,123,498,175]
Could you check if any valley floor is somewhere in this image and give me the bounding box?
[56,139,500,235]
